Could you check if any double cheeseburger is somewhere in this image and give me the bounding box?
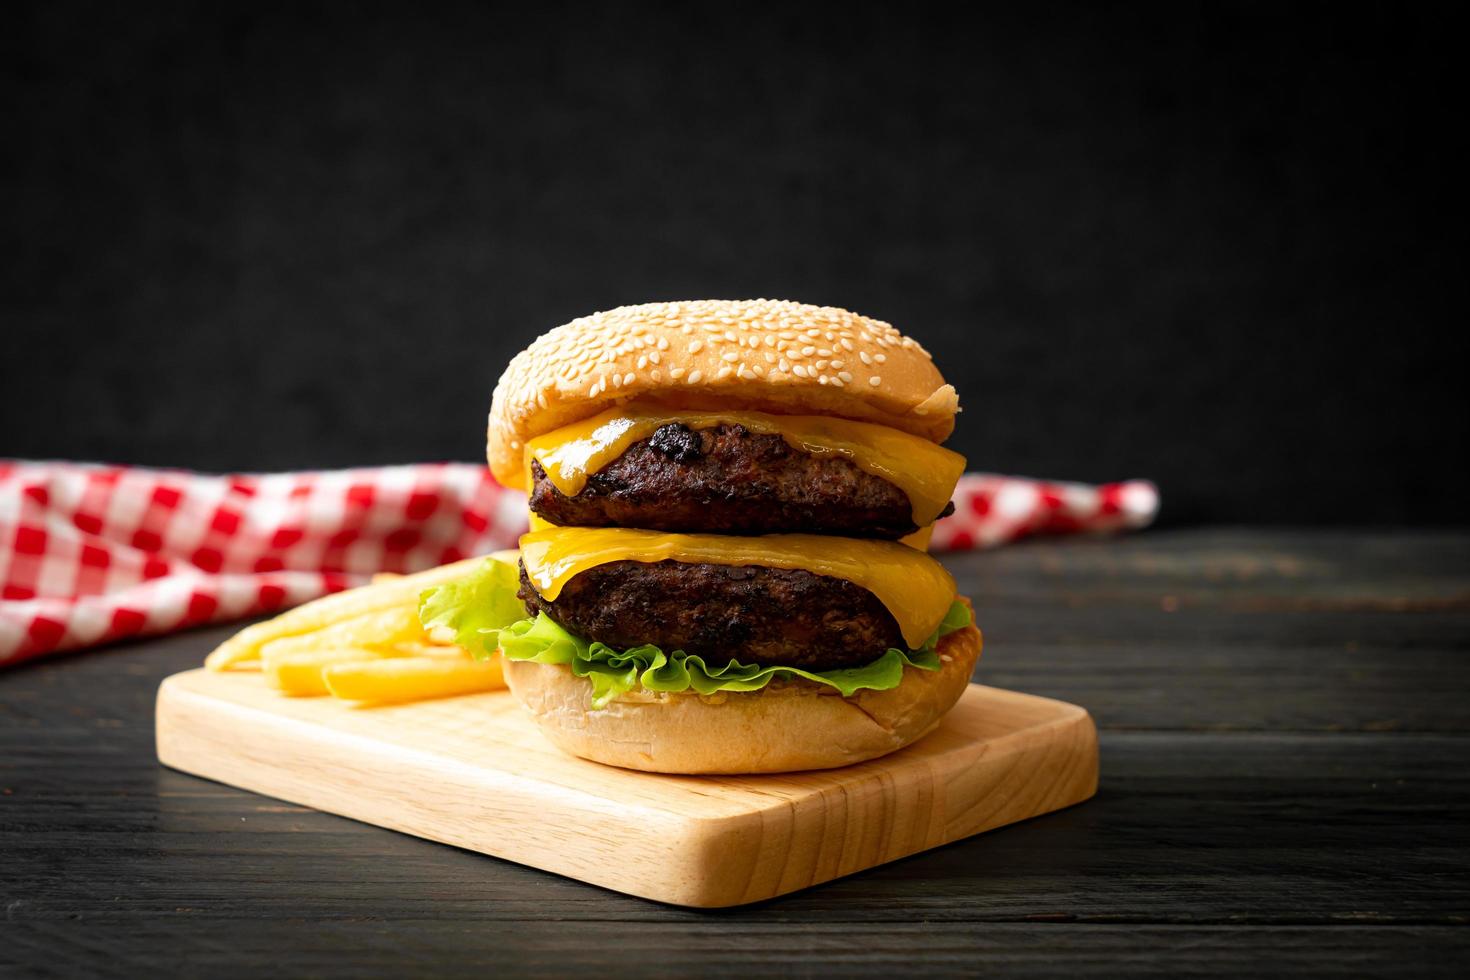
[422,299,981,773]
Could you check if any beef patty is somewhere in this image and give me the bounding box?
[528,423,951,539]
[517,559,905,671]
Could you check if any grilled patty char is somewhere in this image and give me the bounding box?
[528,423,951,538]
[517,559,906,671]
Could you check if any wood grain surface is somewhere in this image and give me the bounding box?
[4,529,1468,976]
[155,671,1097,907]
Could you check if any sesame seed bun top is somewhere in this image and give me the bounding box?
[487,299,960,488]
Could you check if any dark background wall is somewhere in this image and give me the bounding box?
[2,2,1463,524]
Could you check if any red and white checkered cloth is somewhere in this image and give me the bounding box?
[0,461,1156,667]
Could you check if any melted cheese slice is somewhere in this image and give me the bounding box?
[529,511,937,552]
[519,526,957,649]
[523,405,966,526]
[899,524,935,551]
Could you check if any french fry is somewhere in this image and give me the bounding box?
[265,646,402,696]
[204,552,515,671]
[323,654,506,703]
[390,640,470,658]
[258,606,425,665]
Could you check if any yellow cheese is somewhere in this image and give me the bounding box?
[518,526,957,649]
[523,405,966,526]
[531,509,936,552]
[899,524,935,551]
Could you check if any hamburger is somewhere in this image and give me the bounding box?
[421,299,981,773]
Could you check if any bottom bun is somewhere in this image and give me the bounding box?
[503,613,982,774]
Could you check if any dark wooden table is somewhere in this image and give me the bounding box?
[4,529,1468,977]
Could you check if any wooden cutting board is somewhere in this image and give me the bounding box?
[156,669,1098,907]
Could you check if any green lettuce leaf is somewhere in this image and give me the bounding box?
[926,596,973,647]
[418,557,525,661]
[421,556,972,709]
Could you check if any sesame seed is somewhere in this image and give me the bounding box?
[657,337,669,350]
[818,348,832,357]
[688,341,704,354]
[649,351,661,364]
[622,372,634,386]
[687,369,703,383]
[611,374,622,388]
[636,356,647,369]
[838,371,853,383]
[763,351,775,363]
[651,369,662,381]
[831,359,844,369]
[840,338,854,351]
[779,359,790,372]
[716,366,734,380]
[868,376,881,386]
[818,375,829,385]
[875,353,887,363]
[830,377,844,387]
[724,331,737,342]
[801,346,815,356]
[721,351,739,362]
[859,351,872,365]
[793,365,808,378]
[670,367,685,379]
[815,360,829,370]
